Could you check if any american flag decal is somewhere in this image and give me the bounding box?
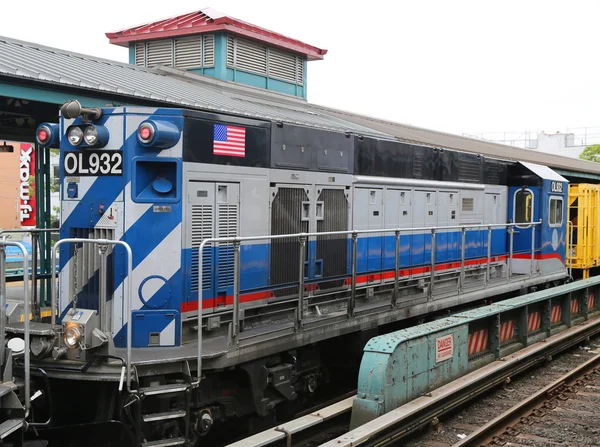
[213,124,246,157]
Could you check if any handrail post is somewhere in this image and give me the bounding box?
[486,225,492,287]
[31,232,39,321]
[429,229,436,300]
[297,236,306,329]
[508,225,514,280]
[531,222,536,275]
[232,241,241,346]
[98,244,108,332]
[392,230,400,306]
[0,245,6,368]
[569,220,574,278]
[460,227,466,293]
[196,240,207,387]
[348,232,358,317]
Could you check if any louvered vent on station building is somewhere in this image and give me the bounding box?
[227,35,304,85]
[146,40,173,68]
[134,36,215,69]
[175,36,202,68]
[203,35,215,66]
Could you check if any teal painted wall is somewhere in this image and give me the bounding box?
[128,44,135,65]
[124,32,307,99]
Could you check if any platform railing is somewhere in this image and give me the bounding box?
[192,220,544,386]
[0,240,30,416]
[51,238,133,389]
[0,228,59,321]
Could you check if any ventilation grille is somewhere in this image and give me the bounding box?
[146,40,173,68]
[217,204,238,289]
[227,35,235,67]
[269,48,297,84]
[134,42,145,66]
[317,189,348,290]
[175,37,202,68]
[227,35,304,85]
[271,188,309,293]
[413,155,423,178]
[203,35,215,66]
[486,162,500,184]
[191,204,213,291]
[462,198,474,212]
[458,155,481,183]
[70,228,115,311]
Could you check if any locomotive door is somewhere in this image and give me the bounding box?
[509,186,540,274]
[412,190,437,267]
[437,191,459,263]
[354,188,383,274]
[187,181,240,314]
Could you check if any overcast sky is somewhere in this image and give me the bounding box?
[2,1,598,140]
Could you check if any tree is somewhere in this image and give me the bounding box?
[579,144,600,163]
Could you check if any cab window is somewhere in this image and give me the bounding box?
[549,197,563,226]
[514,190,532,225]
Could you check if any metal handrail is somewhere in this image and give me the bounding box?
[0,229,60,320]
[51,238,133,390]
[192,220,543,386]
[0,241,30,416]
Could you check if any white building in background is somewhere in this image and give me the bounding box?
[527,132,585,158]
[464,128,599,159]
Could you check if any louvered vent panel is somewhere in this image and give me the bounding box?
[268,48,297,83]
[203,35,215,67]
[235,38,267,75]
[227,35,235,67]
[174,37,202,68]
[217,204,238,289]
[413,155,423,178]
[458,155,481,183]
[191,205,213,291]
[296,57,304,85]
[146,39,173,68]
[135,43,145,67]
[462,198,474,212]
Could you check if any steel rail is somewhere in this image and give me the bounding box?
[452,350,600,447]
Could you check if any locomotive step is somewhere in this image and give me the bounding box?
[142,410,186,423]
[139,384,188,396]
[0,419,23,439]
[141,437,186,447]
[0,382,17,398]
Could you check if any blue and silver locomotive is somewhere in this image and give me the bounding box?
[13,100,568,446]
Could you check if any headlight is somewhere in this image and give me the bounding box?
[84,125,99,145]
[67,126,84,146]
[64,324,82,348]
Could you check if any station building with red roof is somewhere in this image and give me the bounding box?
[106,7,327,99]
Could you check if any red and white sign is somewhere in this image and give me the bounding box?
[435,334,454,363]
[19,143,35,227]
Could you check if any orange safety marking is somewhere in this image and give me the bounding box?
[468,329,488,356]
[499,320,515,343]
[551,305,562,324]
[527,312,541,332]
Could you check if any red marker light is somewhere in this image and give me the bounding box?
[139,126,152,140]
[37,129,48,142]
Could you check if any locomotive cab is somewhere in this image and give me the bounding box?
[508,162,567,277]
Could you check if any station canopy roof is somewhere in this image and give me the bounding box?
[105,8,327,61]
[0,33,599,178]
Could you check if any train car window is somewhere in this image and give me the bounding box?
[514,190,532,225]
[549,197,563,226]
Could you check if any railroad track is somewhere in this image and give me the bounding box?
[452,346,600,447]
[229,315,600,447]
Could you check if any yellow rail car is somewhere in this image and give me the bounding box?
[568,183,600,278]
